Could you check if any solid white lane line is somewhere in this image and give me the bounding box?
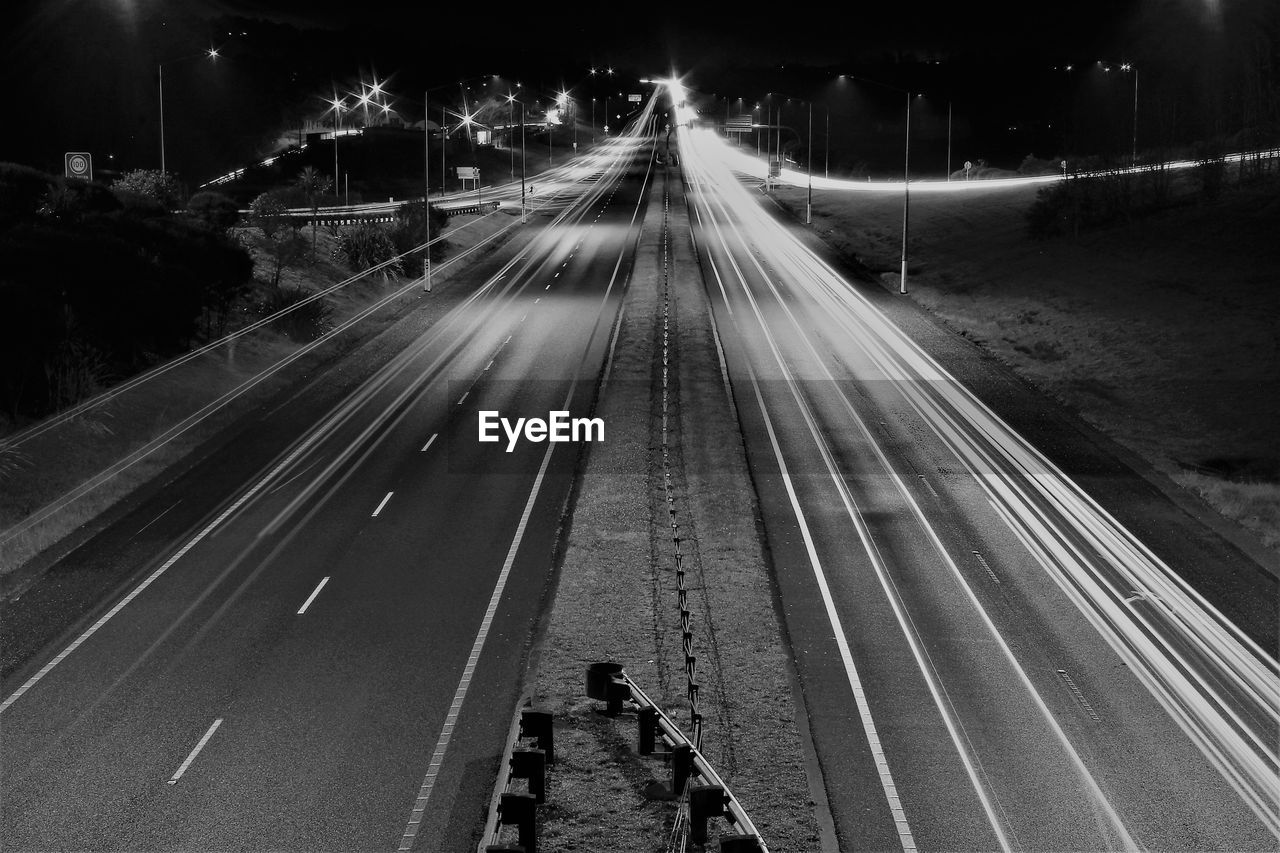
[372,492,394,517]
[397,426,558,852]
[746,354,918,853]
[421,433,437,452]
[167,718,222,784]
[297,577,330,615]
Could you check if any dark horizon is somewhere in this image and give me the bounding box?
[4,0,1277,182]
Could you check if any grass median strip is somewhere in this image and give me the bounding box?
[525,165,823,851]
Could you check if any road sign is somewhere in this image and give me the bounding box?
[726,115,753,133]
[628,94,641,102]
[768,159,781,178]
[456,166,479,179]
[64,152,92,181]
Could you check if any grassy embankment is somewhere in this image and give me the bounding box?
[0,210,515,579]
[774,172,1280,550]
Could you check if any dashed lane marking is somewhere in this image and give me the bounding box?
[167,718,223,784]
[297,577,330,615]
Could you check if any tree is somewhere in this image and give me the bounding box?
[249,191,306,288]
[295,165,333,257]
[187,191,240,233]
[391,201,448,276]
[112,169,184,210]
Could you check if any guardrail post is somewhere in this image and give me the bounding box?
[510,747,546,804]
[638,706,658,755]
[671,743,693,795]
[519,709,554,764]
[719,836,765,853]
[585,662,627,715]
[689,783,726,845]
[498,792,537,853]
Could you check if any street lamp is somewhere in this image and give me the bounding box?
[158,47,221,175]
[768,93,815,224]
[839,75,914,294]
[507,93,529,224]
[1097,61,1139,165]
[327,91,346,198]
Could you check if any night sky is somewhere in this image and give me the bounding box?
[3,0,1275,182]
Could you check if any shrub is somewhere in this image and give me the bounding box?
[113,189,169,218]
[1017,155,1061,176]
[112,169,185,209]
[38,180,122,221]
[248,191,291,238]
[336,222,402,276]
[259,285,332,342]
[0,162,57,228]
[187,191,241,232]
[390,201,448,275]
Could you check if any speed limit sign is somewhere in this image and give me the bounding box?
[64,152,93,181]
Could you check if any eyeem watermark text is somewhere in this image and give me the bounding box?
[478,410,604,452]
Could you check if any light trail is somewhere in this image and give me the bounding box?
[681,124,1280,841]
[709,132,1280,194]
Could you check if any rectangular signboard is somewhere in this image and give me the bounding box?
[64,152,93,181]
[628,94,641,102]
[456,167,479,179]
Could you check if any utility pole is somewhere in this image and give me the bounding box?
[430,91,435,294]
[806,101,813,224]
[900,93,911,294]
[947,101,952,180]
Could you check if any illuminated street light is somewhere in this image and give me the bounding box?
[157,47,224,175]
[507,94,529,223]
[767,92,815,223]
[326,93,348,198]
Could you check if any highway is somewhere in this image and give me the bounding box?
[0,106,658,851]
[678,123,1279,851]
[4,88,1277,853]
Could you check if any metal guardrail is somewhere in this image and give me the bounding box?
[586,662,768,852]
[479,707,555,853]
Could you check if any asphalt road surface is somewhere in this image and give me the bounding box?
[679,124,1278,852]
[1,110,659,851]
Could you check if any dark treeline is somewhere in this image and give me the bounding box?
[0,164,253,428]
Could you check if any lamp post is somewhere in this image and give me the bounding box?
[158,47,221,175]
[1098,61,1139,166]
[839,75,914,294]
[768,93,815,223]
[902,93,912,294]
[508,94,528,224]
[1124,63,1139,166]
[327,92,345,198]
